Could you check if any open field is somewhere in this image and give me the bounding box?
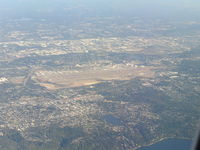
[33,65,155,90]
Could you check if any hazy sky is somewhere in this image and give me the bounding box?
[0,0,200,20]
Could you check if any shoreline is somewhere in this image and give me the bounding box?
[134,136,192,150]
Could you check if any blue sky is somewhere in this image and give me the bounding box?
[0,0,199,9]
[0,0,200,20]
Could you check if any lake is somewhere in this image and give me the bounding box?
[137,139,192,150]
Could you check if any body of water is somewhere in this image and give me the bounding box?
[137,139,192,150]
